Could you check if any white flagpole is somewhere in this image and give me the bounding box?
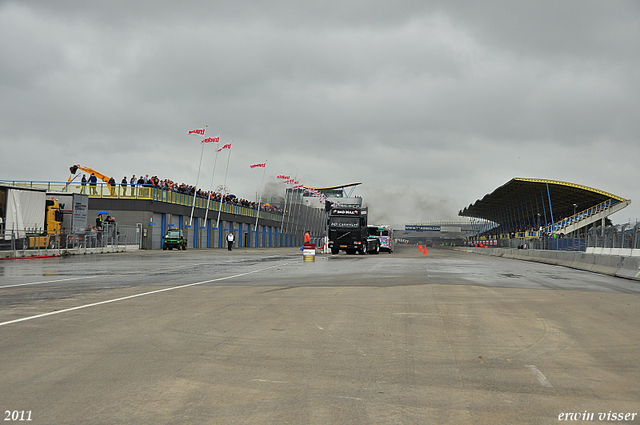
[203,135,221,225]
[280,177,294,246]
[280,180,289,228]
[293,184,303,241]
[301,188,311,236]
[284,175,297,239]
[216,142,232,230]
[284,182,292,238]
[189,127,207,227]
[293,181,306,243]
[254,161,267,232]
[279,186,288,247]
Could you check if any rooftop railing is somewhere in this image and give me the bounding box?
[1,180,284,222]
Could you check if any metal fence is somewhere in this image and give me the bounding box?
[587,221,640,249]
[1,223,142,254]
[71,223,142,249]
[501,237,586,251]
[492,221,640,251]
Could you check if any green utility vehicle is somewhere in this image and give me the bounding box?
[163,229,187,250]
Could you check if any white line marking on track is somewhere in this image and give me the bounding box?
[161,263,208,270]
[393,313,478,317]
[0,276,99,290]
[526,365,552,387]
[0,262,294,328]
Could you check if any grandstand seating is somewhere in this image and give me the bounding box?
[542,198,631,235]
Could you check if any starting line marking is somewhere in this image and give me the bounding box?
[0,262,293,328]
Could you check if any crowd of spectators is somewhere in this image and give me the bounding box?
[476,226,567,240]
[113,173,282,213]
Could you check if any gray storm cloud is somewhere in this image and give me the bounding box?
[1,1,639,223]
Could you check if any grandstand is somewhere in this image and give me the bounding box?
[298,182,363,209]
[459,178,631,240]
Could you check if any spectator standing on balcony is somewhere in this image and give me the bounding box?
[130,175,136,197]
[227,231,235,251]
[121,176,127,196]
[108,176,116,196]
[81,174,87,194]
[89,173,98,195]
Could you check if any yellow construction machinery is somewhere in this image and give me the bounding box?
[68,165,116,196]
[0,185,62,249]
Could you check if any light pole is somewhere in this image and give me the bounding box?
[573,204,578,238]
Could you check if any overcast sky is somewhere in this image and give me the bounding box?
[2,1,639,225]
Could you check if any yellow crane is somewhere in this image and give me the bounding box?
[68,165,116,196]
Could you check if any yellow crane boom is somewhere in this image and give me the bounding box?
[68,165,115,196]
[68,165,112,184]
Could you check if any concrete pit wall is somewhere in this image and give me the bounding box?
[459,247,640,282]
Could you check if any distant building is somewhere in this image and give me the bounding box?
[288,182,363,210]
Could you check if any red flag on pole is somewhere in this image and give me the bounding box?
[217,143,232,152]
[187,128,206,136]
[202,136,219,143]
[276,175,290,180]
[250,163,266,168]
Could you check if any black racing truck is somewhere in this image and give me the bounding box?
[327,207,379,255]
[162,229,187,250]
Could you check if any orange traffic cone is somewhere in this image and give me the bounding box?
[418,244,423,253]
[423,245,428,255]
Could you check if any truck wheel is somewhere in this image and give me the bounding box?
[331,247,339,255]
[182,244,187,250]
[163,245,167,250]
[373,243,380,254]
[360,244,367,255]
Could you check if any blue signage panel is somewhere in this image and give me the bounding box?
[405,225,441,232]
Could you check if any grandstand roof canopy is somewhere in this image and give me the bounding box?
[305,182,362,190]
[459,178,627,224]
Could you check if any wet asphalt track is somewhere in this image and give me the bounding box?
[1,246,639,424]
